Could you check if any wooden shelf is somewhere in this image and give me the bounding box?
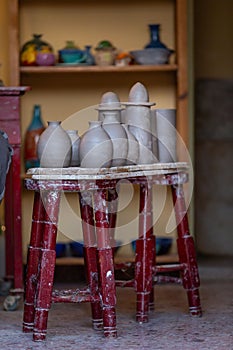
[20,64,178,74]
[55,254,179,266]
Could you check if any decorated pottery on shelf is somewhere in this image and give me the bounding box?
[24,104,45,171]
[58,40,86,64]
[37,121,72,168]
[115,52,132,66]
[94,40,116,66]
[83,45,95,65]
[79,121,113,168]
[20,34,55,66]
[130,24,174,65]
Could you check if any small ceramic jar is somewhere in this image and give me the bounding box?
[94,40,116,66]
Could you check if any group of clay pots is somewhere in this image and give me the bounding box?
[37,82,177,168]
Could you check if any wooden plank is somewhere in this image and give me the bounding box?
[176,0,189,150]
[20,64,178,74]
[8,0,20,86]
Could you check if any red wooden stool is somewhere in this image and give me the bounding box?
[23,173,117,341]
[23,163,201,341]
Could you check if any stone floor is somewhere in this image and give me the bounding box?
[0,256,232,350]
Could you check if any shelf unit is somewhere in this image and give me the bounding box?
[8,0,189,264]
[9,0,188,144]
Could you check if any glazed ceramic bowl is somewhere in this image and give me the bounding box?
[131,237,172,256]
[130,48,174,65]
[58,49,86,64]
[36,52,55,66]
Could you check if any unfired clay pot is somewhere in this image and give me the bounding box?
[98,91,122,123]
[66,129,80,166]
[123,82,156,164]
[79,121,113,168]
[102,111,128,167]
[122,124,139,165]
[37,121,72,167]
[156,109,177,162]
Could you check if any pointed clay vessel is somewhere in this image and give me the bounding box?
[123,82,157,164]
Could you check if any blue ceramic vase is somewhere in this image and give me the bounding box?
[24,104,45,171]
[144,24,168,49]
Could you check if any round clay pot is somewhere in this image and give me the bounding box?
[65,130,80,166]
[79,121,113,168]
[102,111,128,167]
[37,121,72,167]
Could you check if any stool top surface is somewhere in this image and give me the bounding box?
[26,162,189,181]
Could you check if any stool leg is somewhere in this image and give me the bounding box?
[171,184,202,317]
[23,191,45,333]
[135,183,155,323]
[94,189,117,338]
[107,188,119,253]
[78,191,103,330]
[33,190,61,341]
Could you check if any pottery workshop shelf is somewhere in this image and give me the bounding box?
[8,0,190,271]
[20,64,178,74]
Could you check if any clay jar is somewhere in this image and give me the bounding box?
[155,109,177,162]
[79,121,113,168]
[123,82,156,164]
[122,124,139,165]
[37,121,72,167]
[102,111,128,167]
[98,91,122,123]
[65,130,80,166]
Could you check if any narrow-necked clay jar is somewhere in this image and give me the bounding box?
[65,129,80,166]
[98,91,122,123]
[79,120,113,168]
[37,121,72,167]
[102,111,128,167]
[122,124,139,165]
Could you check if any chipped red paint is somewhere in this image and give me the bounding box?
[171,184,202,316]
[79,191,103,330]
[23,165,201,342]
[0,87,30,290]
[94,189,117,338]
[23,192,45,333]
